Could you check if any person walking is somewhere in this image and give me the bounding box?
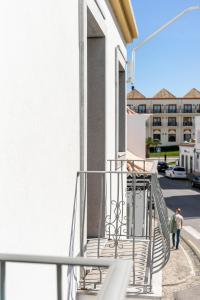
[170,211,177,249]
[170,208,183,250]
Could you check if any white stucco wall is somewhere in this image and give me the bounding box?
[194,116,200,172]
[0,0,80,299]
[179,145,194,172]
[127,114,150,159]
[195,116,200,151]
[0,0,129,299]
[95,1,127,161]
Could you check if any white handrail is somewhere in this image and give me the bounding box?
[98,260,132,300]
[0,254,132,300]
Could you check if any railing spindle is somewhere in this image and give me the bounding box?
[0,261,5,300]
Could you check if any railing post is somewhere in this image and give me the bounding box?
[57,264,62,300]
[0,262,5,300]
[80,172,87,257]
[109,161,112,240]
[131,173,136,285]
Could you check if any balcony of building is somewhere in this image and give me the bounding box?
[74,160,169,299]
[167,109,177,114]
[168,122,178,126]
[183,110,193,114]
[0,160,170,300]
[152,122,162,126]
[183,122,193,126]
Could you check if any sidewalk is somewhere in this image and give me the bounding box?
[162,238,200,300]
[162,246,194,300]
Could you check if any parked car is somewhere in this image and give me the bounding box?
[157,161,169,172]
[191,176,200,188]
[165,167,187,179]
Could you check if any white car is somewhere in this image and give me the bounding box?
[165,167,187,179]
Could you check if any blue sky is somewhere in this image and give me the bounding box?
[128,0,200,97]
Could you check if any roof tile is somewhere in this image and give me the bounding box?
[183,88,200,98]
[153,88,176,98]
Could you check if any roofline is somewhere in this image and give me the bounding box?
[127,97,200,100]
[109,0,138,43]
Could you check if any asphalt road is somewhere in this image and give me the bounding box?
[158,173,200,253]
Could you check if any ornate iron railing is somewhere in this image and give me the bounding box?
[69,160,170,295]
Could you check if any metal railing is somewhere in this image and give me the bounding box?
[151,175,170,273]
[183,110,193,113]
[183,122,193,126]
[168,122,177,126]
[153,122,162,126]
[69,159,170,295]
[0,254,132,300]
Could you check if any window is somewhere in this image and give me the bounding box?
[183,117,192,126]
[168,130,176,142]
[138,104,146,113]
[174,167,185,171]
[183,133,191,142]
[118,62,126,153]
[168,134,176,142]
[184,104,192,113]
[153,117,161,126]
[168,117,176,126]
[153,133,161,141]
[153,104,161,113]
[181,155,184,167]
[153,129,161,141]
[168,104,177,113]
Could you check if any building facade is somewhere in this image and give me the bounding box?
[180,116,200,174]
[127,88,200,147]
[127,108,150,159]
[0,1,138,299]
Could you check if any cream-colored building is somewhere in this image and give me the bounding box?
[180,116,200,174]
[127,88,200,147]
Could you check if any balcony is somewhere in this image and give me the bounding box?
[153,122,162,126]
[71,160,170,298]
[183,122,193,126]
[168,122,177,126]
[153,110,161,114]
[167,110,177,114]
[183,110,192,114]
[0,161,170,299]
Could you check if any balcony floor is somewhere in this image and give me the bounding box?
[82,238,151,294]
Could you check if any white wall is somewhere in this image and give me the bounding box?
[0,0,80,299]
[194,116,200,172]
[195,116,200,151]
[179,145,194,172]
[0,0,129,299]
[127,114,149,159]
[94,0,127,162]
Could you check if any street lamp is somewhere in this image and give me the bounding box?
[127,6,200,88]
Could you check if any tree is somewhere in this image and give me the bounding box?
[146,137,154,158]
[146,137,161,158]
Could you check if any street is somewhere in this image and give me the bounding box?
[159,174,200,299]
[159,173,200,261]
